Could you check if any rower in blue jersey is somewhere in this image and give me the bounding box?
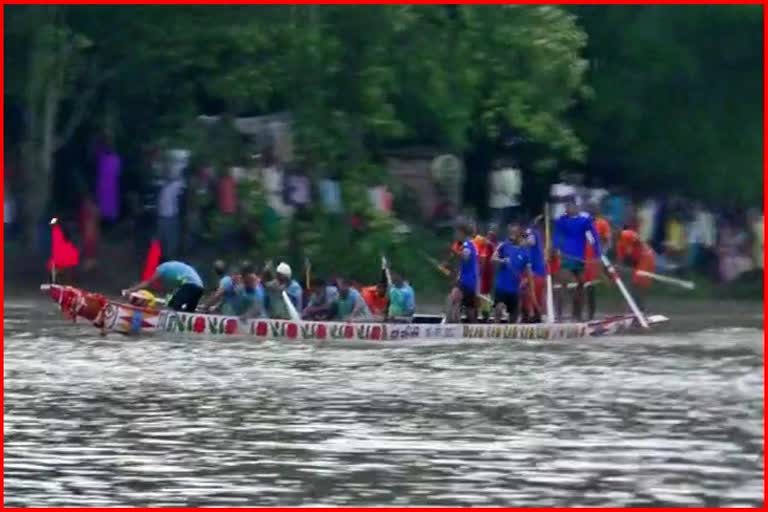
[492,222,537,323]
[553,200,602,320]
[387,272,416,321]
[523,220,547,323]
[200,261,243,314]
[335,278,372,322]
[236,265,266,319]
[302,278,340,320]
[124,260,205,312]
[447,222,479,323]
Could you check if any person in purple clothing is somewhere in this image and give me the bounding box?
[97,144,122,227]
[554,200,601,321]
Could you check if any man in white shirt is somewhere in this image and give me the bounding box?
[157,166,185,260]
[587,177,610,209]
[550,171,576,219]
[687,202,717,271]
[488,160,522,226]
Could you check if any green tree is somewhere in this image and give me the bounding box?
[571,5,762,206]
[6,6,118,246]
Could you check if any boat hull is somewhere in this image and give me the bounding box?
[41,284,667,343]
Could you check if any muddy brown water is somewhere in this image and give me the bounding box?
[3,297,763,507]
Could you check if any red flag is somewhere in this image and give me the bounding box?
[47,224,80,271]
[141,239,162,281]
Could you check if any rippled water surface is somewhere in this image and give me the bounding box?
[4,299,764,507]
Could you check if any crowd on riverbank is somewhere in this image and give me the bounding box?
[543,172,763,283]
[4,145,763,287]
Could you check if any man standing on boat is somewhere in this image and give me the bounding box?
[474,225,497,321]
[492,222,538,323]
[522,218,546,323]
[124,260,205,312]
[584,202,612,320]
[447,222,479,323]
[387,272,416,322]
[553,200,602,321]
[615,228,655,311]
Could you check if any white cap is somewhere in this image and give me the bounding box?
[276,262,292,278]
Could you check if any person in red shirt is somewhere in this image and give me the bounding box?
[616,228,655,311]
[584,202,612,319]
[473,226,497,320]
[362,282,389,319]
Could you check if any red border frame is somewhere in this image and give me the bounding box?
[0,1,765,510]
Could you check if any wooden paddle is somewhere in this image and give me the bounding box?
[420,250,492,305]
[586,231,648,329]
[556,250,695,290]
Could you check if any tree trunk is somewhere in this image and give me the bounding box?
[20,37,44,249]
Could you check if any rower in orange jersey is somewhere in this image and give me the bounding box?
[615,228,655,311]
[473,225,497,320]
[362,268,390,320]
[584,202,612,320]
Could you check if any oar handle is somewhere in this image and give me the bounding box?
[587,232,649,329]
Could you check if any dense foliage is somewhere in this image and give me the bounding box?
[569,5,762,206]
[5,4,762,253]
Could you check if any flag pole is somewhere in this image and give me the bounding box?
[544,204,555,324]
[50,218,58,284]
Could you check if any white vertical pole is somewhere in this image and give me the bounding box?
[544,204,555,324]
[50,217,58,284]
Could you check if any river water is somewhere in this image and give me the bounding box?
[4,299,764,507]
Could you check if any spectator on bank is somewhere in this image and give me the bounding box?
[637,197,658,243]
[489,159,522,226]
[687,202,717,271]
[748,209,763,269]
[79,191,100,271]
[651,197,669,254]
[587,177,609,208]
[185,165,215,251]
[261,150,292,218]
[604,186,628,230]
[157,165,185,261]
[550,171,576,219]
[4,190,15,241]
[96,142,122,228]
[718,220,754,282]
[133,150,163,252]
[572,172,589,207]
[663,213,687,269]
[218,166,241,248]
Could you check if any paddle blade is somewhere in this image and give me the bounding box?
[46,224,80,271]
[141,239,162,281]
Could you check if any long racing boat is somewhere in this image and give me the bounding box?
[40,284,668,344]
